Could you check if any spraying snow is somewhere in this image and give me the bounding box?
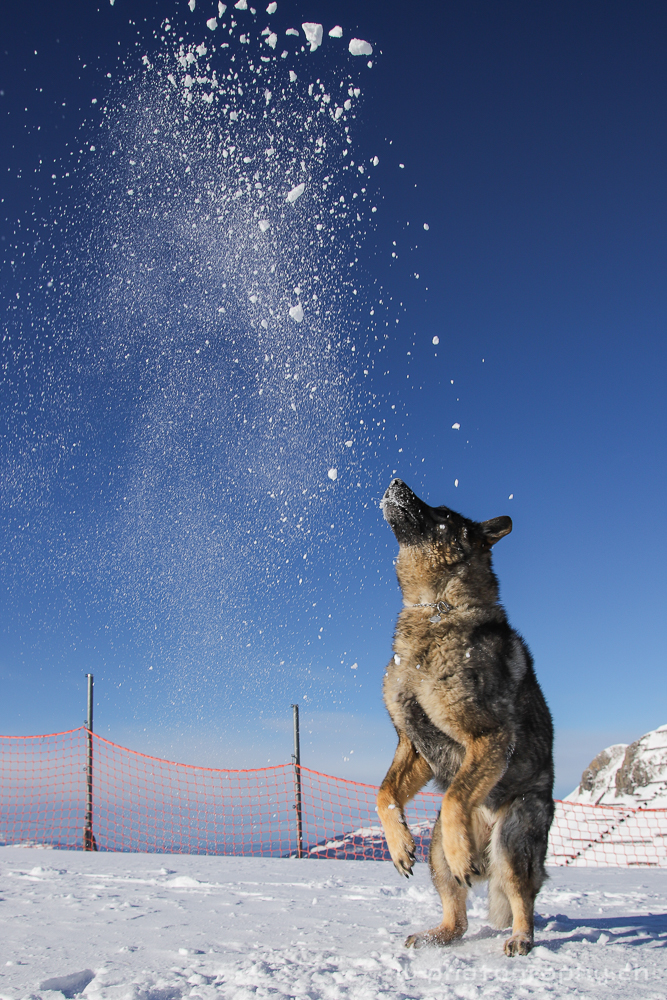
[1,2,381,723]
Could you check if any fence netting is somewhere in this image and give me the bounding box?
[1,727,665,866]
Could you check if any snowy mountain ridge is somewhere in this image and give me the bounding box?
[566,723,667,807]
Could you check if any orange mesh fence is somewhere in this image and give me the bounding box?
[1,727,666,865]
[547,800,667,867]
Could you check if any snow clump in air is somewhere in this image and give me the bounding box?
[267,1,277,12]
[348,39,373,56]
[423,223,430,230]
[206,18,217,30]
[452,423,460,430]
[289,303,304,323]
[327,468,338,480]
[302,23,323,52]
[286,182,305,203]
[432,336,439,345]
[329,26,343,38]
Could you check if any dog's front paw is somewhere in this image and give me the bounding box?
[440,818,476,887]
[384,820,416,878]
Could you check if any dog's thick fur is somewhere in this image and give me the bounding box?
[377,480,554,957]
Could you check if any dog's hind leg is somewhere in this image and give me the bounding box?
[488,795,554,956]
[405,808,468,948]
[487,872,512,931]
[377,730,433,878]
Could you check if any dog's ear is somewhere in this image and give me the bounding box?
[480,516,512,545]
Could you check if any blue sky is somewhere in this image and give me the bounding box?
[1,0,666,799]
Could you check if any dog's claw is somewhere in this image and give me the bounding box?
[470,863,480,876]
[396,859,413,879]
[453,875,462,886]
[465,875,471,887]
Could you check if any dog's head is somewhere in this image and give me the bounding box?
[381,479,512,605]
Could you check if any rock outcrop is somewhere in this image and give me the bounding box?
[566,724,667,807]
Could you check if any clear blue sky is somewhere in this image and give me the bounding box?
[1,0,666,799]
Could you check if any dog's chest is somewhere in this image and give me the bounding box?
[383,643,469,782]
[386,624,470,707]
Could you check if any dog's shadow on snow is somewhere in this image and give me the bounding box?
[534,911,667,950]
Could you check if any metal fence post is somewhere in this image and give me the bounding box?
[291,703,303,858]
[83,674,97,851]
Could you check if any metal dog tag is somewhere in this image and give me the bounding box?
[429,614,441,623]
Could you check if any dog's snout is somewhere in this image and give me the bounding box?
[384,478,409,501]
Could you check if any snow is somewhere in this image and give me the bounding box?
[349,38,373,57]
[452,422,460,430]
[288,303,303,322]
[206,17,217,31]
[329,26,343,38]
[286,182,305,203]
[432,336,439,345]
[423,222,430,230]
[266,1,276,12]
[188,0,195,9]
[2,847,667,1000]
[40,971,96,997]
[327,467,337,480]
[235,0,248,10]
[218,2,226,14]
[257,220,270,232]
[302,23,323,52]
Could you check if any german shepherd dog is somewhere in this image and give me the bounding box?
[377,480,554,956]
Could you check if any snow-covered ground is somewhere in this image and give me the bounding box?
[2,848,667,1000]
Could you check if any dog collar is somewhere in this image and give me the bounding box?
[410,600,453,623]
